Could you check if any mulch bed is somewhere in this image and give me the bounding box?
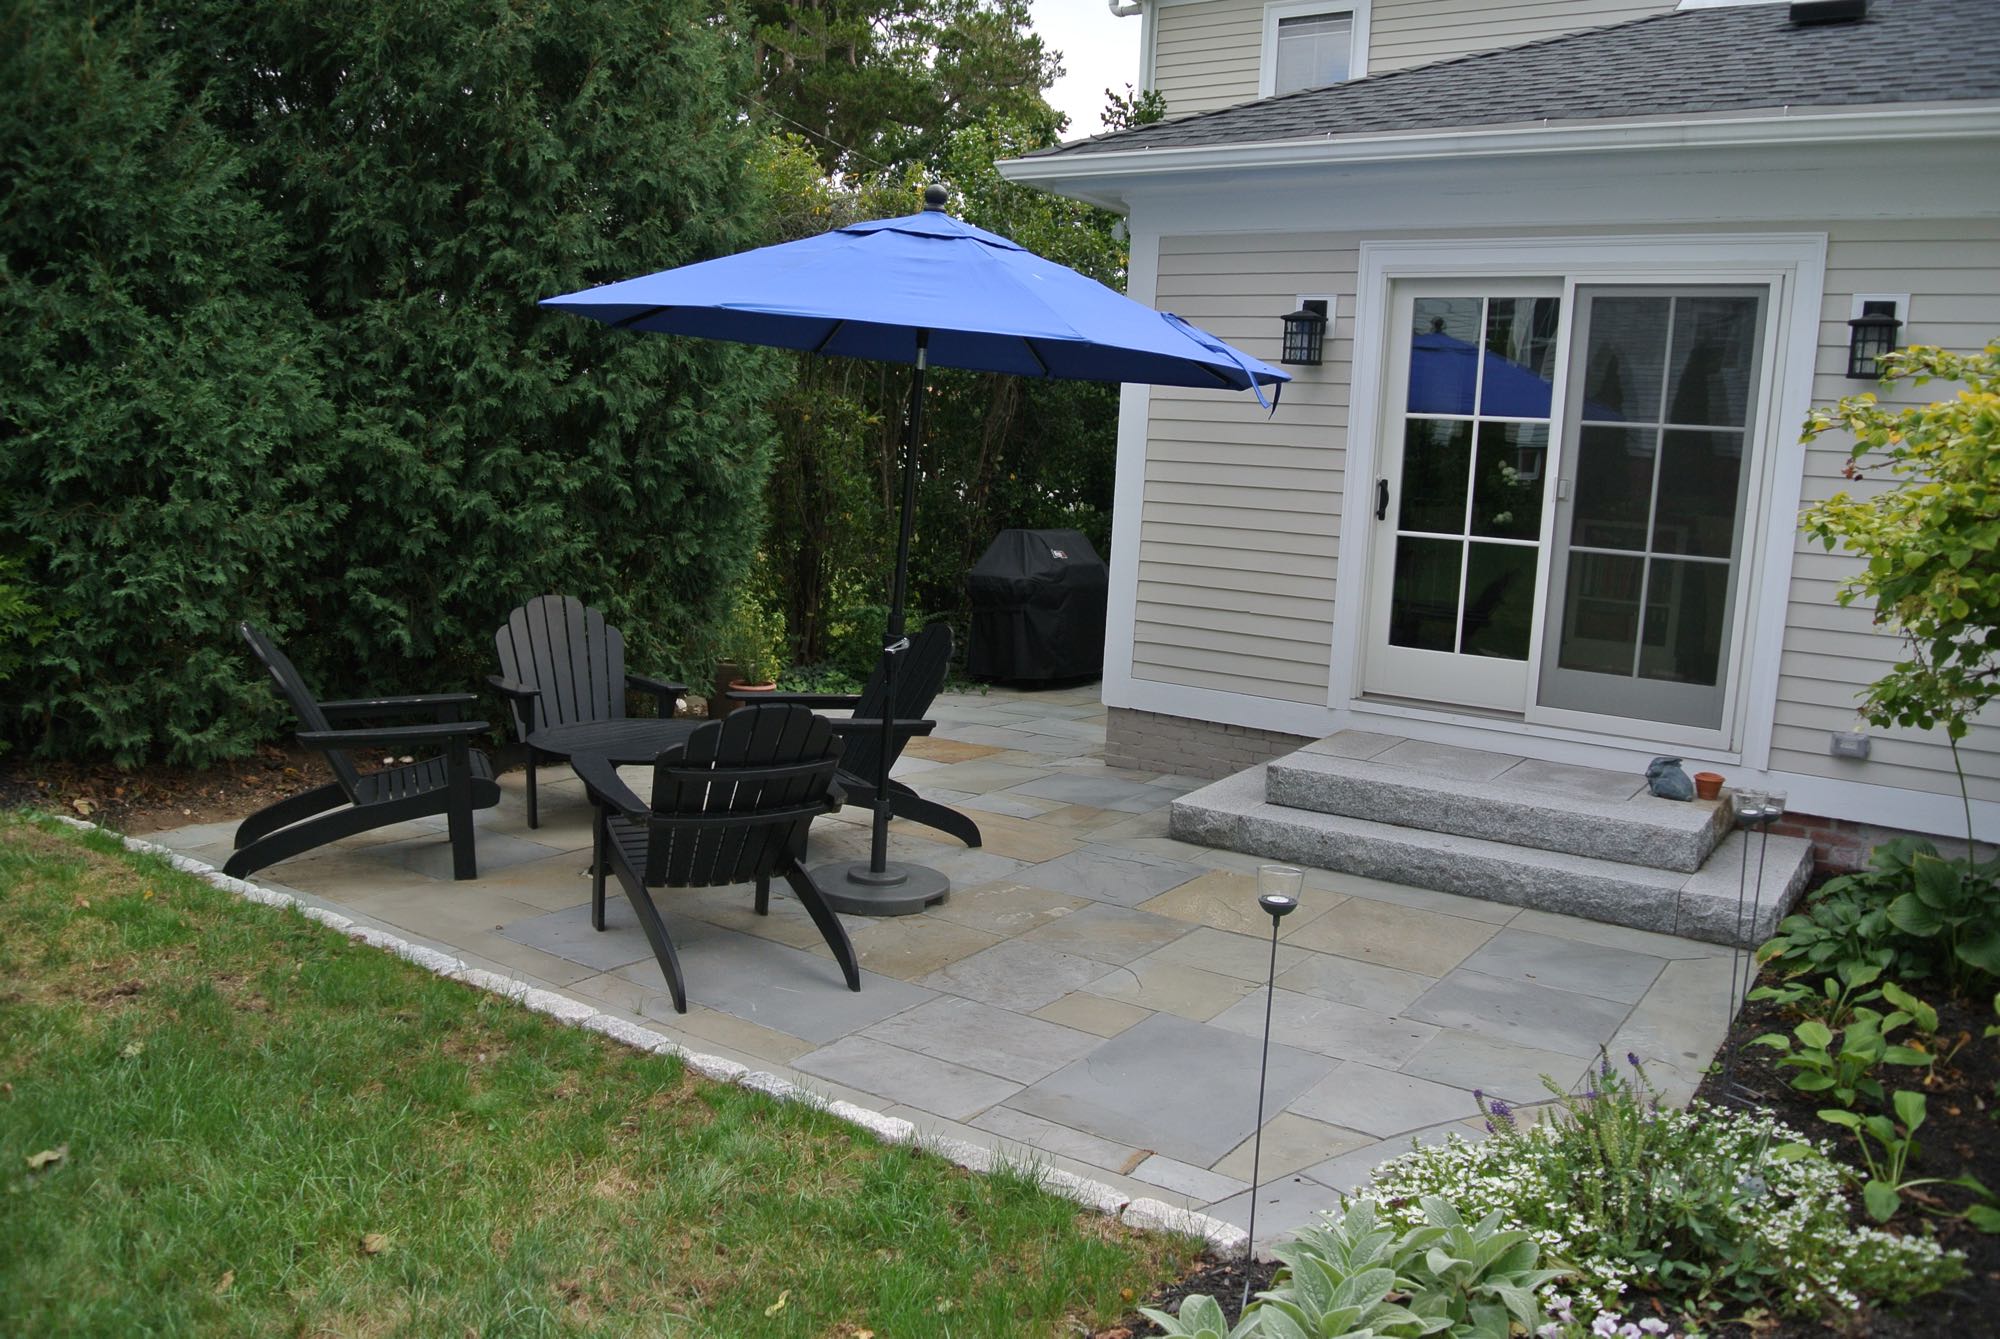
[1103,1255,1279,1337]
[1691,964,2000,1337]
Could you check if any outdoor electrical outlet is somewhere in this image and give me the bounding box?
[1830,731,1871,759]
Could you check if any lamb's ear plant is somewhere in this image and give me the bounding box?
[1138,1292,1259,1339]
[1404,1197,1566,1338]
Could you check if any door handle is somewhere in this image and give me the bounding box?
[1375,477,1390,521]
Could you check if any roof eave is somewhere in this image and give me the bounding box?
[996,104,2000,207]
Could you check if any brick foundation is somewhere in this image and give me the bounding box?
[1767,811,1984,877]
[1105,706,1314,781]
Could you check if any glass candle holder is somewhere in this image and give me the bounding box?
[1733,790,1768,826]
[1761,790,1788,823]
[1257,864,1304,902]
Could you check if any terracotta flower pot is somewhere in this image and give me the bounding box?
[1693,771,1725,801]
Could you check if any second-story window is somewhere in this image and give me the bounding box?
[1274,11,1355,93]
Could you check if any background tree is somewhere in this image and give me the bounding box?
[1801,340,2000,853]
[746,3,1135,673]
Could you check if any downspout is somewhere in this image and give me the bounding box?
[1106,0,1154,94]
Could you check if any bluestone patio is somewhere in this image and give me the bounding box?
[149,685,1744,1246]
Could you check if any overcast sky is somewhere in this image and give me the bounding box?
[1027,0,1144,139]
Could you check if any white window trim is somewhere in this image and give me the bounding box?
[1329,232,1828,774]
[1258,0,1371,99]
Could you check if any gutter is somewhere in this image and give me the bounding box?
[997,104,2000,194]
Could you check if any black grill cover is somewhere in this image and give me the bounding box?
[967,529,1108,681]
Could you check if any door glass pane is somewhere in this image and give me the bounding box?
[1640,560,1729,685]
[1654,430,1744,557]
[1570,426,1655,551]
[1580,296,1668,423]
[1481,298,1561,419]
[1471,423,1546,540]
[1665,296,1760,426]
[1390,537,1461,652]
[1462,542,1538,660]
[1398,419,1471,534]
[1557,551,1643,674]
[1408,298,1482,413]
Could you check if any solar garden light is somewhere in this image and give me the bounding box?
[1722,789,1785,1103]
[1243,864,1303,1313]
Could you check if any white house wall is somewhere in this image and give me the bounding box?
[1133,217,2000,828]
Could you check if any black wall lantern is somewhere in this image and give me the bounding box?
[1281,299,1329,366]
[1846,300,1902,379]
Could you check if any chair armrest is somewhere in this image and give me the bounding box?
[625,673,688,715]
[732,690,863,707]
[486,675,542,704]
[320,693,481,721]
[823,717,936,739]
[296,720,489,750]
[570,753,648,821]
[824,781,847,812]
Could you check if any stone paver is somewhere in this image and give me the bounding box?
[862,996,1098,1084]
[1017,845,1207,907]
[1011,1013,1335,1166]
[152,684,1744,1249]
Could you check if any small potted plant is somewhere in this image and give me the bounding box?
[718,590,787,712]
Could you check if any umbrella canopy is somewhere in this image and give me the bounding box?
[541,202,1287,397]
[541,187,1284,914]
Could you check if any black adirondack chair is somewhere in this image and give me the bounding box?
[572,704,860,1014]
[736,622,981,849]
[490,595,688,828]
[226,623,500,881]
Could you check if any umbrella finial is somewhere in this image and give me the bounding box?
[922,183,949,212]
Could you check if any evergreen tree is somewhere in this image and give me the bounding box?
[0,2,334,763]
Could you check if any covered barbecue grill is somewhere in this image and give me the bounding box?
[966,529,1108,681]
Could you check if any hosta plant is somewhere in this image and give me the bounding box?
[1753,999,1933,1108]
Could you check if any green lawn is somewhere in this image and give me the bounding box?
[0,817,1195,1337]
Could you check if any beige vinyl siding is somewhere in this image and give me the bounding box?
[1777,216,2000,803]
[1133,218,1998,809]
[1135,232,1356,702]
[1369,0,1673,72]
[1153,0,1267,117]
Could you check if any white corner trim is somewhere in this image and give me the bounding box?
[1101,228,1160,716]
[1258,0,1372,99]
[996,105,2000,188]
[37,815,1259,1248]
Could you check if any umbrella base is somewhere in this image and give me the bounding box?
[814,859,950,916]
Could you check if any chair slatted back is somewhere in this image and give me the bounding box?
[238,622,363,800]
[643,705,839,889]
[839,623,953,783]
[494,595,628,738]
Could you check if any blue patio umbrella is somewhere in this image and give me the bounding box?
[1409,330,1623,421]
[543,185,1287,914]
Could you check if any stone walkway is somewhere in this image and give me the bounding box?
[150,685,1744,1247]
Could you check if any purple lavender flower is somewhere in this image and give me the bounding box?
[1488,1098,1516,1130]
[1627,1051,1642,1068]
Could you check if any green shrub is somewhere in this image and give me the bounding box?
[0,3,335,764]
[1351,1056,1961,1327]
[1,0,781,765]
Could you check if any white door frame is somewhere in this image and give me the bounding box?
[1331,233,1827,768]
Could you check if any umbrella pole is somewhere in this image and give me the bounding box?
[815,333,950,916]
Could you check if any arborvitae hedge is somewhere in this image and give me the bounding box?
[1,0,779,765]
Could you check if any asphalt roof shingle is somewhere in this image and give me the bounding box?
[1031,0,2000,159]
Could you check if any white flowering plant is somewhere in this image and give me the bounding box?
[1345,1053,1963,1331]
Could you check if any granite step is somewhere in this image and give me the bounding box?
[1171,767,1810,949]
[1267,748,1732,873]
